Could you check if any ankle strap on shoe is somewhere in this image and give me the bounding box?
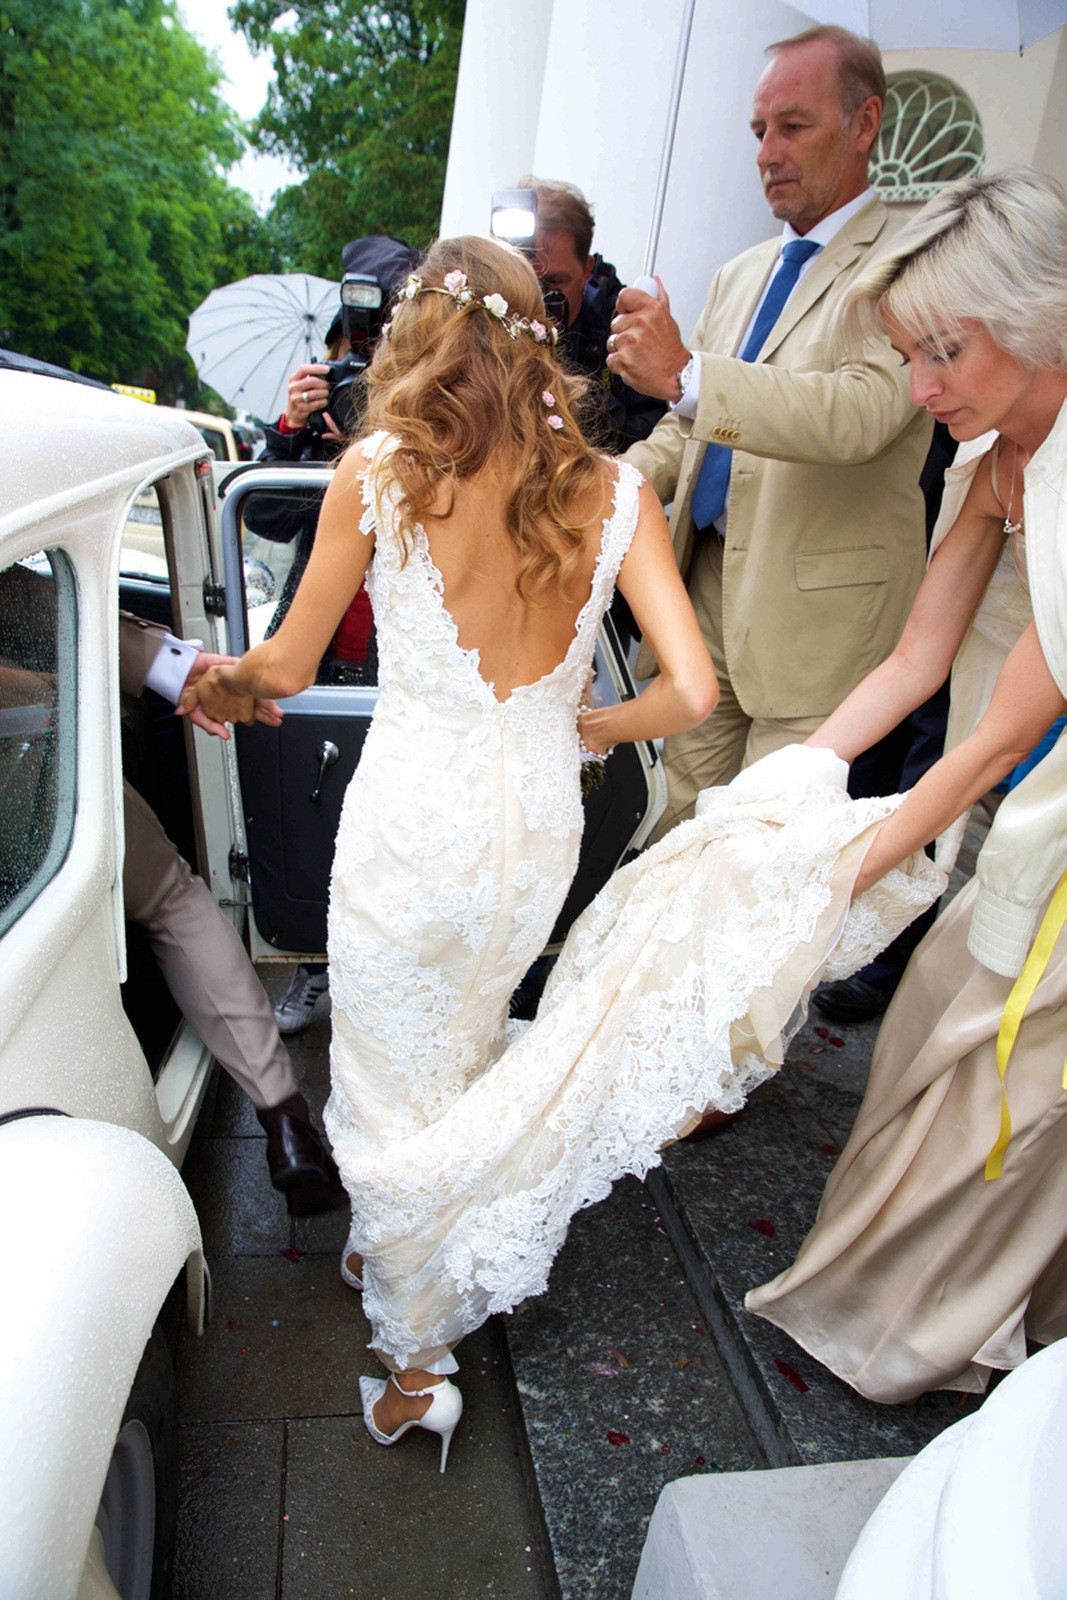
[390,1372,445,1398]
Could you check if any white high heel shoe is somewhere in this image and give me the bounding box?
[358,1373,463,1473]
[340,1231,363,1290]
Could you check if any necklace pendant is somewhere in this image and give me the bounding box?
[1004,515,1023,537]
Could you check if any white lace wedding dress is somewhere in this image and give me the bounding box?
[323,431,944,1369]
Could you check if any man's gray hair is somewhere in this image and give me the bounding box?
[767,24,885,118]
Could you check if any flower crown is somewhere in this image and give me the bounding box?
[389,270,559,345]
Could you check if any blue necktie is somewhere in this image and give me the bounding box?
[690,237,821,532]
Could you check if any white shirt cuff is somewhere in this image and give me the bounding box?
[144,634,202,704]
[669,351,701,419]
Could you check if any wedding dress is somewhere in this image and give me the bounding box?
[323,431,944,1369]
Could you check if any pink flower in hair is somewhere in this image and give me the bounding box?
[547,414,563,430]
[542,391,555,407]
[443,270,467,295]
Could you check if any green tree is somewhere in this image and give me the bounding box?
[233,0,465,272]
[0,0,279,399]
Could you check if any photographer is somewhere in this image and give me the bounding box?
[519,177,667,454]
[262,234,419,463]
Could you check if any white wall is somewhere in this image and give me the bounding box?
[443,0,812,340]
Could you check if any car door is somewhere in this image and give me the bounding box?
[219,464,665,958]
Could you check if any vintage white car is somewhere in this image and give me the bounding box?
[0,355,664,1598]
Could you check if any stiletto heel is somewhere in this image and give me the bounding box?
[358,1373,463,1473]
[340,1230,363,1289]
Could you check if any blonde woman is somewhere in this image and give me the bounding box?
[749,167,1067,1402]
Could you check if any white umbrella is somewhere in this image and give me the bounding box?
[185,273,339,423]
[792,0,1066,52]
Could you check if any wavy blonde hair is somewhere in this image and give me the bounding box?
[363,234,605,602]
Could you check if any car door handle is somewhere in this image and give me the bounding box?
[310,740,340,803]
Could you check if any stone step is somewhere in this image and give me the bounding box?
[648,1019,973,1470]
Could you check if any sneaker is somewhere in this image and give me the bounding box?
[274,965,329,1034]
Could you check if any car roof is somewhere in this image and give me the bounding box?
[155,406,234,433]
[1,368,206,534]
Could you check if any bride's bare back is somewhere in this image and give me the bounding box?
[421,462,615,703]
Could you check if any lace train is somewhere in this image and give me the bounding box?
[328,744,945,1365]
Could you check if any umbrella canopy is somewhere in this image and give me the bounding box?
[185,273,339,423]
[793,0,1066,52]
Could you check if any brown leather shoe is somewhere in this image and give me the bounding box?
[256,1092,347,1214]
[682,1107,742,1142]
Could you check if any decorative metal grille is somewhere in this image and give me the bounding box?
[872,73,985,203]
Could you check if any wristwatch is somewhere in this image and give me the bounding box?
[675,354,695,404]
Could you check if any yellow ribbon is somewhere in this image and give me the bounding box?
[985,869,1067,1180]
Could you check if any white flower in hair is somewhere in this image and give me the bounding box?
[530,321,548,343]
[484,293,509,319]
[443,270,467,295]
[403,277,421,300]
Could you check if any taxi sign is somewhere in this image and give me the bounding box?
[111,383,157,403]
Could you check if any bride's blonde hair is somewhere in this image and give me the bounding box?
[363,234,604,602]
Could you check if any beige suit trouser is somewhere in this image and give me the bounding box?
[651,533,824,842]
[122,781,297,1110]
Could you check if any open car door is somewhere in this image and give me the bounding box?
[218,464,666,959]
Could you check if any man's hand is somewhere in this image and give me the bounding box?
[177,654,283,740]
[284,363,342,437]
[606,279,690,402]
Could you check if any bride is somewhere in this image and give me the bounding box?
[187,234,939,1469]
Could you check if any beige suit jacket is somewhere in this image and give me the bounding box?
[628,197,932,719]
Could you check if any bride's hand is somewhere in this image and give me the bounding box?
[180,664,258,729]
[578,705,616,758]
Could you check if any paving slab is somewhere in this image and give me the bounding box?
[177,965,558,1598]
[507,1176,762,1600]
[281,1326,553,1600]
[174,1420,284,1600]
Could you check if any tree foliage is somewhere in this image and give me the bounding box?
[233,0,465,273]
[0,0,279,399]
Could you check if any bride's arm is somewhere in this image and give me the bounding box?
[852,623,1066,894]
[578,479,718,753]
[185,441,377,725]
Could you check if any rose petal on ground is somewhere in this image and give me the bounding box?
[774,1356,810,1394]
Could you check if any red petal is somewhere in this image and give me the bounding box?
[280,1247,305,1263]
[829,1035,846,1048]
[773,1357,810,1393]
[606,1430,631,1446]
[813,1025,830,1039]
[751,1218,776,1237]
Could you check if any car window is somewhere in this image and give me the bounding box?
[0,549,77,937]
[197,426,230,461]
[240,486,376,684]
[120,484,168,581]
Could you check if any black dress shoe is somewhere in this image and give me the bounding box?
[812,974,896,1025]
[256,1092,348,1214]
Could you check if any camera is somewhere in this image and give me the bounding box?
[489,188,569,335]
[307,348,369,438]
[307,272,383,437]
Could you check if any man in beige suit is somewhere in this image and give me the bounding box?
[609,25,932,836]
